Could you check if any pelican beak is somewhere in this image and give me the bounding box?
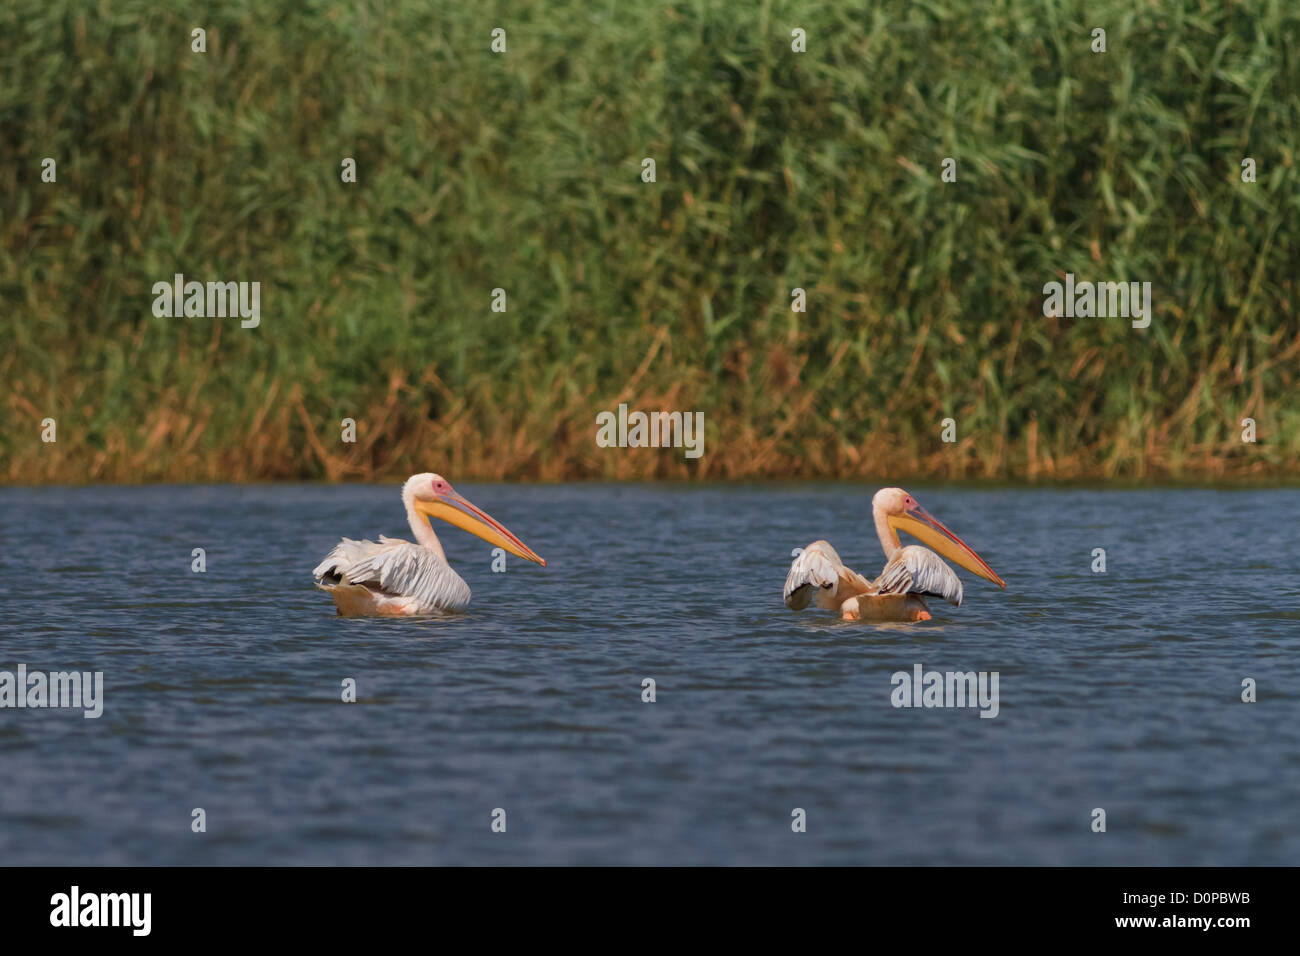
[415,493,546,566]
[890,504,1006,588]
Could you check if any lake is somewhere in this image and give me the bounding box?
[0,483,1296,865]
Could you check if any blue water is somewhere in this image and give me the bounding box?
[0,484,1296,865]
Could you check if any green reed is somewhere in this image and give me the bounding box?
[2,0,1296,483]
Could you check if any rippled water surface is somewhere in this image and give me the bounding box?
[1,484,1296,865]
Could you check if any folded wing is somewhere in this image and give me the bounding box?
[313,536,471,612]
[874,545,963,606]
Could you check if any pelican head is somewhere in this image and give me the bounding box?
[873,487,1005,588]
[405,473,546,566]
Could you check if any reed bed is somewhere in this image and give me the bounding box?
[2,0,1296,483]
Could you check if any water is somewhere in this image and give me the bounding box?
[0,483,1296,865]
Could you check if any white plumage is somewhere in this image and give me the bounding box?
[314,536,471,615]
[783,540,871,610]
[875,545,963,606]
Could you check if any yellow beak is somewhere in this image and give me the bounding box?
[890,509,1006,588]
[415,494,546,566]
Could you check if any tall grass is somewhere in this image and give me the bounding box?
[2,0,1297,483]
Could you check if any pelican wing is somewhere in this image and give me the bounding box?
[313,536,471,612]
[784,540,872,610]
[874,545,963,606]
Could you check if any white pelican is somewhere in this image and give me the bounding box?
[784,487,1005,622]
[313,473,545,616]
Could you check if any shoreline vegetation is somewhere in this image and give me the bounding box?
[4,2,1297,485]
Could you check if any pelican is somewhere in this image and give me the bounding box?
[313,473,545,616]
[784,487,1005,622]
